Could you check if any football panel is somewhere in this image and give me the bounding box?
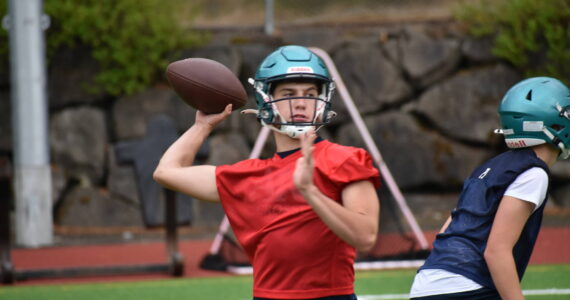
[167,70,245,114]
[167,58,247,104]
[166,58,248,113]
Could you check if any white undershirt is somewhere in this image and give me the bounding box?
[503,167,549,212]
[409,167,549,298]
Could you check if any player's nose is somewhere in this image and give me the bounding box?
[291,97,308,110]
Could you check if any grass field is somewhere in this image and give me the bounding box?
[2,264,570,300]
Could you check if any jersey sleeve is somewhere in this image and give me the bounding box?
[504,167,549,211]
[326,148,381,189]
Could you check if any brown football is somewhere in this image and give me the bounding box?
[165,58,247,114]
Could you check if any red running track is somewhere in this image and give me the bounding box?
[7,227,570,286]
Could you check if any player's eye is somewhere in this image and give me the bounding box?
[275,91,291,98]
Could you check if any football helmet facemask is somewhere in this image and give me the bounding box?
[249,45,336,138]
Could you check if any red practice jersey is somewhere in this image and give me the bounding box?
[215,140,381,299]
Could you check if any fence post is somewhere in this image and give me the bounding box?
[8,0,53,247]
[264,0,274,35]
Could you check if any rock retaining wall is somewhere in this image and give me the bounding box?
[1,21,568,232]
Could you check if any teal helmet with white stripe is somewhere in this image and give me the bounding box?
[249,45,335,138]
[495,77,570,159]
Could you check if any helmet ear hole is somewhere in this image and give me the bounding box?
[552,124,564,131]
[525,90,533,101]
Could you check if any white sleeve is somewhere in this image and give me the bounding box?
[504,167,549,212]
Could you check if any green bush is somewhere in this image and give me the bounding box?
[455,0,570,81]
[1,0,206,96]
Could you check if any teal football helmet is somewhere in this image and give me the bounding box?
[248,45,335,138]
[495,77,570,159]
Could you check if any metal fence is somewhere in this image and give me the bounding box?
[190,0,469,32]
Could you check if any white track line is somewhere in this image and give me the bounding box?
[522,288,570,295]
[358,294,409,300]
[358,289,570,300]
[238,288,570,300]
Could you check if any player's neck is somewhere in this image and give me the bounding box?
[532,144,559,167]
[274,132,302,152]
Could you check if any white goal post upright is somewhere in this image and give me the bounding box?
[207,47,429,257]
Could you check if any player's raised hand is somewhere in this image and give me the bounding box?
[294,129,317,192]
[196,104,233,129]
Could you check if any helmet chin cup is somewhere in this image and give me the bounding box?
[281,125,315,139]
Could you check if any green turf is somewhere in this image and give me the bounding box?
[354,268,416,295]
[354,264,570,299]
[0,276,254,300]
[519,264,570,290]
[1,264,570,300]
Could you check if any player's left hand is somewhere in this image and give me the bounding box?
[294,129,317,193]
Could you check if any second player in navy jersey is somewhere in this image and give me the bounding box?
[410,77,570,300]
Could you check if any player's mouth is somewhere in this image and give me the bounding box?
[292,114,310,122]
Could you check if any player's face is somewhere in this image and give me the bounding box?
[272,82,319,123]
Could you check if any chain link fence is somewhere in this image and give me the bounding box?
[188,0,471,30]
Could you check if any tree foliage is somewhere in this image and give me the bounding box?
[1,0,206,96]
[455,0,570,81]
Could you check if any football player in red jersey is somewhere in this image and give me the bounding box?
[154,45,381,300]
